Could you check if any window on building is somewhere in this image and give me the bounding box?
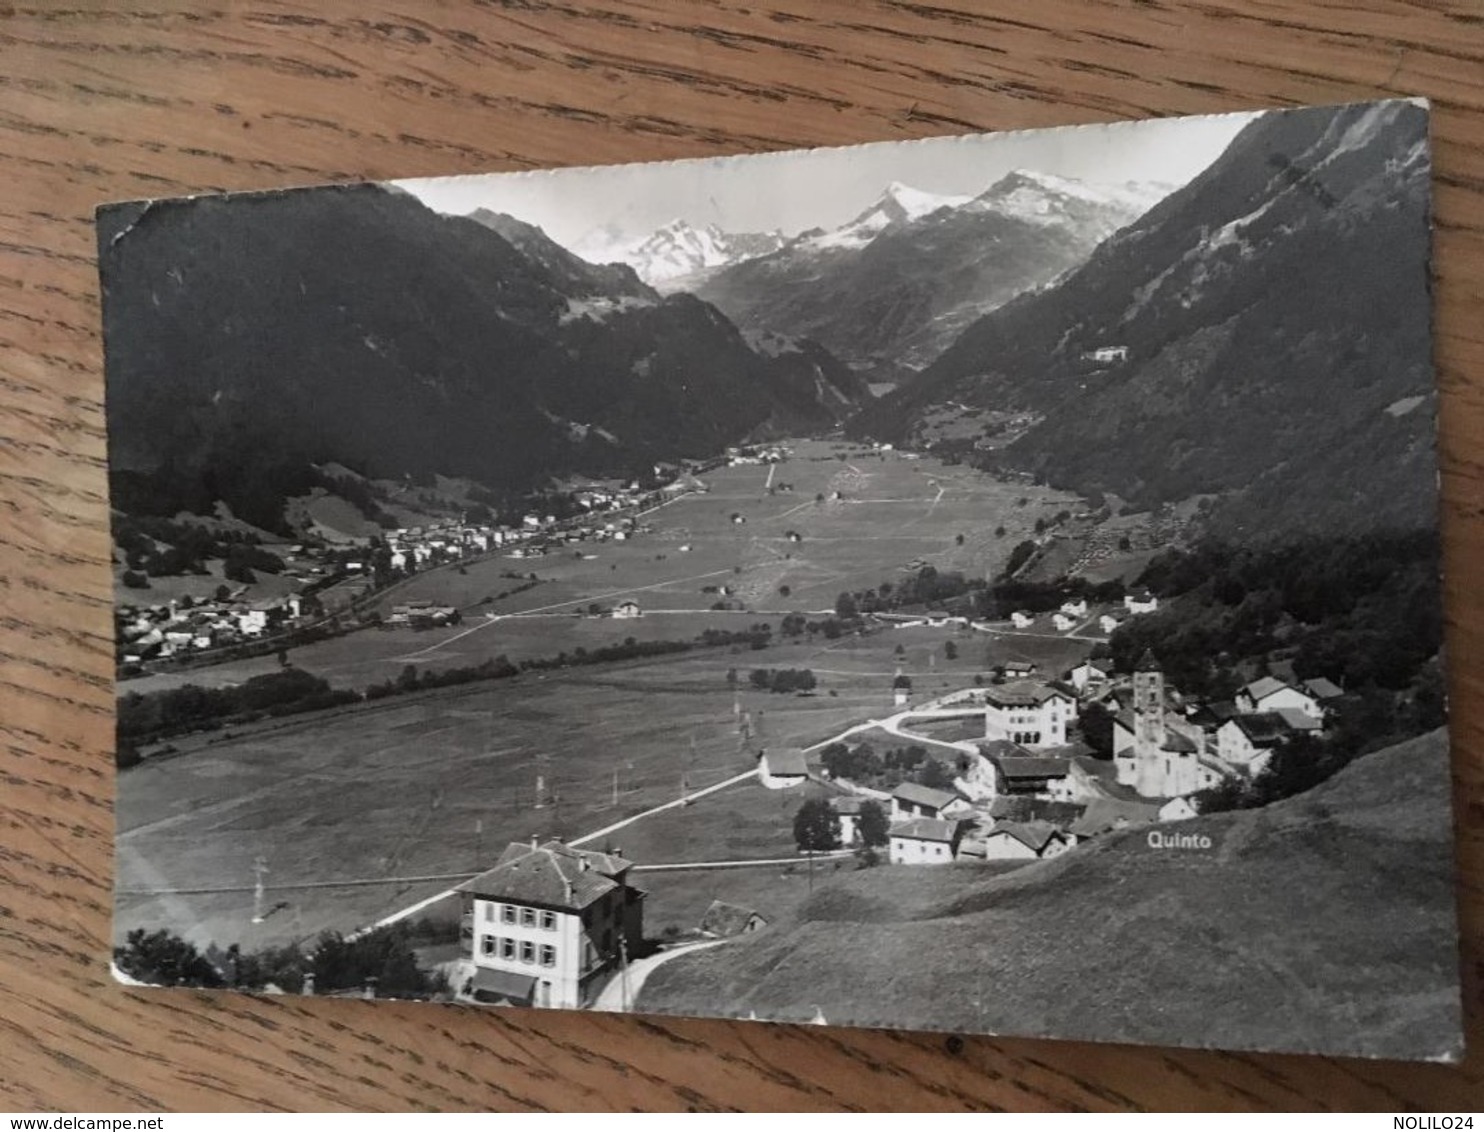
[520,940,535,963]
[501,938,516,960]
[483,903,495,922]
[521,908,536,928]
[481,935,497,956]
[501,905,517,925]
[540,945,556,968]
[540,910,557,931]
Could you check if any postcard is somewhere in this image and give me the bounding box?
[99,99,1461,1060]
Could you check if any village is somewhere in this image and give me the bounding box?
[110,435,1391,1022]
[110,461,724,673]
[444,609,1344,1012]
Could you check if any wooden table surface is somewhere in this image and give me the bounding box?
[2,0,1483,1112]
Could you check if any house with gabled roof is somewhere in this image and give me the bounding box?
[758,747,810,789]
[1068,660,1108,693]
[995,756,1073,799]
[968,820,1071,861]
[888,817,965,864]
[1067,798,1161,840]
[700,900,768,938]
[1236,676,1321,719]
[982,681,1074,748]
[890,781,966,821]
[1217,712,1297,776]
[1124,588,1159,614]
[457,839,644,1010]
[1302,676,1345,704]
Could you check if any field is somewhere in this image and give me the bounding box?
[376,439,1081,616]
[115,439,1106,960]
[115,642,935,952]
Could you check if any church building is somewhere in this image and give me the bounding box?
[1113,651,1231,798]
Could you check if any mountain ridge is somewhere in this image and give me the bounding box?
[99,186,866,531]
[693,171,1164,380]
[849,100,1436,539]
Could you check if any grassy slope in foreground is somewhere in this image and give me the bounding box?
[638,728,1462,1060]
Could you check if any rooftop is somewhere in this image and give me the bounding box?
[700,899,766,937]
[457,840,631,910]
[1242,675,1291,702]
[892,782,960,810]
[1068,798,1161,837]
[996,756,1072,780]
[1229,712,1294,746]
[760,748,810,777]
[889,817,962,843]
[989,819,1062,852]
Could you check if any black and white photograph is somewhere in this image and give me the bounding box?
[99,98,1461,1060]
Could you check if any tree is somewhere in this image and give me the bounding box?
[778,584,791,598]
[793,798,841,852]
[857,800,889,848]
[1003,540,1037,577]
[224,559,256,585]
[1079,700,1115,757]
[916,758,954,790]
[956,533,965,545]
[834,592,858,619]
[214,584,232,602]
[121,570,150,590]
[994,526,1006,538]
[116,742,141,770]
[114,928,223,988]
[892,673,912,691]
[944,640,958,660]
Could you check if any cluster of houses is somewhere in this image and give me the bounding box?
[756,655,1346,869]
[383,519,502,572]
[1009,588,1159,635]
[115,591,309,665]
[725,445,788,466]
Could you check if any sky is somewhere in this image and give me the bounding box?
[396,109,1262,259]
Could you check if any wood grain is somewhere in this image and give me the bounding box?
[1,0,1482,1112]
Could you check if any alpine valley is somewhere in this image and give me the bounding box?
[848,100,1436,540]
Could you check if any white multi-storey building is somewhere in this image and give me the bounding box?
[457,840,644,1010]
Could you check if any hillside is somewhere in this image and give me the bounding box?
[696,175,1160,381]
[99,187,866,532]
[849,101,1437,540]
[638,727,1462,1060]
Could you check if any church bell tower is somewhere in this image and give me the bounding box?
[1133,649,1166,751]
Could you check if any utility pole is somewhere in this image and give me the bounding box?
[251,856,269,924]
[619,933,631,1013]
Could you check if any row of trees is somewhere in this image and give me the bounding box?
[117,667,359,746]
[817,741,956,792]
[746,668,817,694]
[113,922,446,998]
[118,619,804,757]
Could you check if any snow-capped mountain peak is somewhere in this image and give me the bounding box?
[591,218,787,289]
[970,169,1172,232]
[806,182,973,251]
